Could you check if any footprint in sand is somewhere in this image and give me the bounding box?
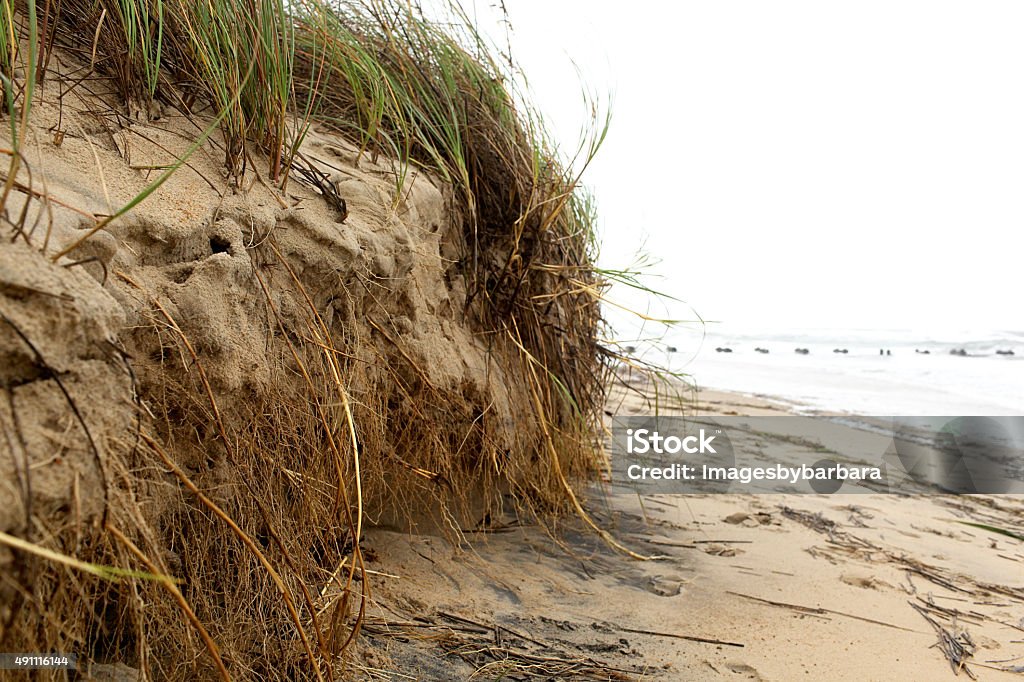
[725,661,767,680]
[840,573,890,590]
[702,543,744,557]
[723,511,774,527]
[644,574,687,597]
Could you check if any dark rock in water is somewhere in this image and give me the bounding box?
[996,349,1015,356]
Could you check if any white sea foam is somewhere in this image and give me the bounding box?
[651,326,1024,415]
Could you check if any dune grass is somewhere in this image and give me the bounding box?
[1,0,616,677]
[3,0,607,316]
[2,0,610,432]
[956,521,1024,542]
[3,0,612,445]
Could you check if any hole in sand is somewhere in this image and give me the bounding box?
[209,235,231,255]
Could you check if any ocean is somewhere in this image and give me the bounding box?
[653,326,1024,415]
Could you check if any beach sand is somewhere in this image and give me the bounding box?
[360,380,1024,680]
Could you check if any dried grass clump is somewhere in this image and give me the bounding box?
[0,0,612,678]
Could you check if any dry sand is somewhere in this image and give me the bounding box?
[360,381,1024,681]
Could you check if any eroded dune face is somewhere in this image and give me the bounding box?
[0,86,583,673]
[0,239,130,531]
[1,102,533,518]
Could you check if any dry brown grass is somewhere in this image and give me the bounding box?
[0,2,614,679]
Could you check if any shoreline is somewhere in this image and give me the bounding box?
[665,349,1024,415]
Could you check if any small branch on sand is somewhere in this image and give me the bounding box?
[727,591,919,632]
[910,601,977,680]
[614,625,743,648]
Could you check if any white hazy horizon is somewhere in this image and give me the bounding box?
[466,0,1024,336]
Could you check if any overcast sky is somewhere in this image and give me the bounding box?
[465,1,1024,335]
